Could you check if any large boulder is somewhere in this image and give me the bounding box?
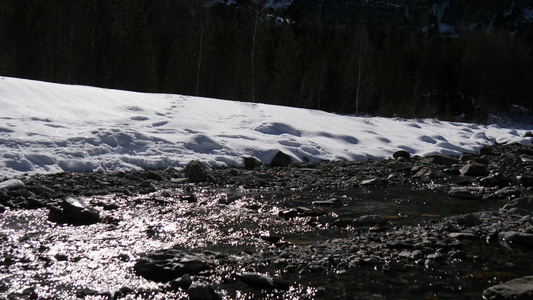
[484,275,533,300]
[499,231,533,247]
[270,150,292,167]
[460,163,488,176]
[48,197,100,225]
[134,249,213,282]
[184,160,216,183]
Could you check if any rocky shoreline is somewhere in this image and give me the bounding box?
[1,142,533,299]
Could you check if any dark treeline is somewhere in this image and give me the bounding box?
[1,0,532,122]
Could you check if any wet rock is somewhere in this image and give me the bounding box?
[456,213,482,226]
[448,232,478,240]
[393,150,410,159]
[518,176,533,188]
[270,150,292,167]
[484,275,533,300]
[503,197,533,212]
[134,249,213,282]
[480,173,513,187]
[184,160,216,183]
[353,215,385,227]
[169,274,192,290]
[492,187,522,198]
[499,231,533,247]
[312,198,342,206]
[235,272,291,290]
[187,282,220,300]
[460,163,488,176]
[360,178,387,186]
[422,154,458,166]
[448,187,482,200]
[0,179,24,190]
[48,197,100,225]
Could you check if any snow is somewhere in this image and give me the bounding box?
[0,76,532,178]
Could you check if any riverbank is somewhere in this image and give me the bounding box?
[1,142,533,299]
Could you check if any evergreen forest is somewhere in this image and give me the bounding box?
[1,0,533,122]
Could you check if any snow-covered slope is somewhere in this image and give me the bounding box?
[0,76,531,178]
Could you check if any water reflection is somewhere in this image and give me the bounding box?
[0,186,522,299]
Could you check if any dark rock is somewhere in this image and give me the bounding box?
[525,132,533,138]
[312,198,341,206]
[145,171,163,181]
[493,187,522,198]
[460,163,488,176]
[480,173,513,187]
[353,215,385,227]
[518,176,533,187]
[243,157,261,169]
[459,154,475,162]
[169,274,192,290]
[507,208,531,216]
[499,231,533,247]
[270,150,292,167]
[386,240,412,250]
[234,272,290,290]
[422,154,459,166]
[392,150,410,159]
[457,213,482,226]
[449,187,482,200]
[484,275,533,300]
[184,160,216,183]
[187,282,220,300]
[503,197,533,211]
[48,197,100,225]
[134,249,213,282]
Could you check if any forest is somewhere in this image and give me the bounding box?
[1,0,532,122]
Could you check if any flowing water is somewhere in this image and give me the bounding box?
[0,186,530,299]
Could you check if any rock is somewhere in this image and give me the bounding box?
[449,187,482,200]
[460,163,488,176]
[412,166,440,179]
[518,176,533,187]
[234,272,290,290]
[169,274,192,290]
[480,173,513,187]
[134,249,213,282]
[449,232,478,239]
[456,213,482,226]
[312,198,341,206]
[235,273,276,289]
[422,154,458,166]
[503,197,533,211]
[360,178,387,186]
[392,150,410,159]
[0,179,24,190]
[525,132,533,138]
[184,160,216,183]
[484,275,533,300]
[459,154,474,162]
[48,197,100,225]
[353,215,385,227]
[493,187,522,198]
[499,231,533,247]
[270,150,292,167]
[187,282,220,300]
[243,157,261,169]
